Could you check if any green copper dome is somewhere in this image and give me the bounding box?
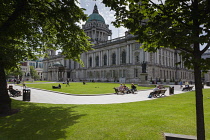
[87,13,105,23]
[86,4,105,23]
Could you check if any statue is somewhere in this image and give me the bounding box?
[142,61,147,73]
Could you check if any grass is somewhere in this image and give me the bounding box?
[24,81,51,83]
[0,89,210,140]
[22,82,154,95]
[7,81,51,84]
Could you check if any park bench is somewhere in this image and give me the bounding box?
[8,85,21,97]
[113,87,124,95]
[153,89,167,98]
[113,87,137,95]
[8,89,21,97]
[182,86,194,91]
[130,88,137,94]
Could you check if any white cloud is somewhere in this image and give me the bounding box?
[79,1,127,39]
[77,1,167,39]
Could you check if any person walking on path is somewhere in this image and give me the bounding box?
[179,81,183,89]
[66,79,70,87]
[22,81,26,89]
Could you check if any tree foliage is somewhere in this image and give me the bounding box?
[101,0,210,139]
[0,0,92,114]
[5,67,23,79]
[102,0,210,69]
[30,66,40,80]
[0,0,92,70]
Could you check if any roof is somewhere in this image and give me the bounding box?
[86,4,105,23]
[52,62,63,67]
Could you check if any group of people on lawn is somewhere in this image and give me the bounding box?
[115,83,137,94]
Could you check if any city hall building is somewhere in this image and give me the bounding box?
[42,5,195,84]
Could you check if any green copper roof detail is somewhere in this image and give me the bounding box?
[87,13,105,23]
[86,4,105,23]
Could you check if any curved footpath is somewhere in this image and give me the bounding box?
[10,84,208,105]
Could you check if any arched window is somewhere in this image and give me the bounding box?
[122,51,126,64]
[95,56,99,66]
[74,61,77,69]
[104,54,107,65]
[112,53,116,65]
[136,56,139,63]
[89,57,92,67]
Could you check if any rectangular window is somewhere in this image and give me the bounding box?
[123,70,126,78]
[134,69,138,78]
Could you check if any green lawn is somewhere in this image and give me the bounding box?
[0,89,210,140]
[24,81,51,83]
[23,82,153,95]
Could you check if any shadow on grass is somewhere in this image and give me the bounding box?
[0,100,86,140]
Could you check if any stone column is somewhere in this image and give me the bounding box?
[50,72,52,81]
[102,32,104,41]
[107,50,109,66]
[115,49,117,65]
[93,53,95,67]
[98,52,100,66]
[51,71,54,81]
[56,70,59,81]
[100,51,102,66]
[93,30,96,42]
[86,53,89,68]
[157,50,160,64]
[126,45,129,64]
[130,44,132,64]
[118,48,121,65]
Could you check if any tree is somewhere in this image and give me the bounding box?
[5,68,23,80]
[0,0,92,115]
[30,66,40,80]
[101,0,210,139]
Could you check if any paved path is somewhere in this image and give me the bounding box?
[9,84,205,105]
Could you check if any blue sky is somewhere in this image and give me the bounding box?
[78,0,127,39]
[77,1,208,51]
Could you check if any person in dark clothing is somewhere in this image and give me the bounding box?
[131,83,137,94]
[66,79,70,87]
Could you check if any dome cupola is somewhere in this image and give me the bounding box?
[82,4,112,44]
[87,4,105,23]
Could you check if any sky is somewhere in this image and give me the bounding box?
[78,0,127,39]
[77,0,162,39]
[77,1,207,50]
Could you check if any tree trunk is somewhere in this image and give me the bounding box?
[192,0,205,139]
[193,49,205,139]
[194,64,205,140]
[0,65,11,115]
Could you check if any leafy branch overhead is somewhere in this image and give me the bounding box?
[102,0,210,70]
[0,0,92,69]
[100,0,209,139]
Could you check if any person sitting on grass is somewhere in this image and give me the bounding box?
[52,84,61,89]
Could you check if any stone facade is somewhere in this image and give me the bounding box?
[20,60,43,81]
[202,49,210,82]
[42,5,194,84]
